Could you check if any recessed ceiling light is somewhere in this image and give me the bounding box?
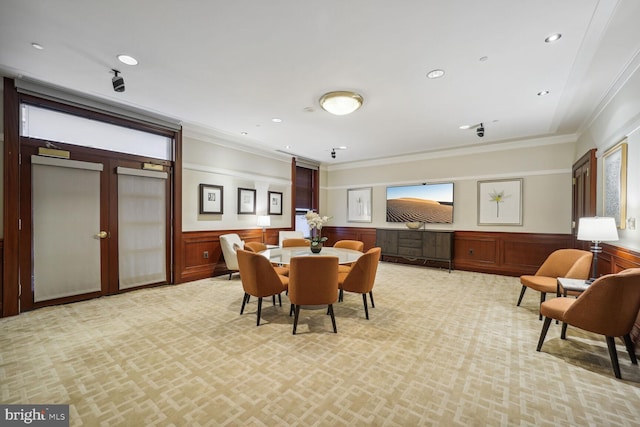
[545,33,562,43]
[31,42,44,50]
[459,124,472,130]
[271,118,282,123]
[426,69,445,79]
[240,131,248,135]
[117,54,138,65]
[537,90,550,96]
[479,56,489,62]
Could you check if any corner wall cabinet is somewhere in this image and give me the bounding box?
[376,229,454,272]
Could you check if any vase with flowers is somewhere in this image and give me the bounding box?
[305,211,331,253]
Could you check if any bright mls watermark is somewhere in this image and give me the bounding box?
[1,405,69,426]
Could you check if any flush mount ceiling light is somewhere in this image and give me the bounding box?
[319,91,363,116]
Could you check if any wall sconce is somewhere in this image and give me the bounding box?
[577,217,619,283]
[257,215,271,243]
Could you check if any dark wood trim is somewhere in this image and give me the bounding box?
[572,149,597,249]
[290,158,296,228]
[173,128,183,284]
[179,228,286,282]
[3,78,20,317]
[454,230,573,276]
[599,243,640,275]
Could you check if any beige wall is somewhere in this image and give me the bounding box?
[575,64,640,252]
[323,138,575,234]
[181,126,292,232]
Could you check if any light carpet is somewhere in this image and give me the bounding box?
[1,262,640,426]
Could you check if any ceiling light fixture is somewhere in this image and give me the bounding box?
[537,90,550,96]
[111,69,125,92]
[117,54,138,65]
[31,42,44,50]
[426,69,445,79]
[545,33,562,43]
[319,91,363,116]
[271,118,282,123]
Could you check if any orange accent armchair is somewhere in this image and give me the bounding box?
[282,238,311,248]
[537,268,640,379]
[243,241,288,276]
[338,247,381,319]
[334,240,365,273]
[236,249,289,326]
[518,249,593,319]
[288,256,339,334]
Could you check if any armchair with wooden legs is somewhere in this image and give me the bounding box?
[243,241,289,276]
[537,268,640,379]
[518,249,592,319]
[334,240,364,273]
[236,249,289,326]
[337,247,381,320]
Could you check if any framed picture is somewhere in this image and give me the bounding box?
[237,188,256,214]
[199,184,223,214]
[602,140,627,229]
[268,191,283,215]
[347,187,372,223]
[478,178,523,225]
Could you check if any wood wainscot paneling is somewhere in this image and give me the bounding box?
[179,228,286,283]
[599,243,640,275]
[454,231,573,276]
[322,226,377,251]
[0,239,3,314]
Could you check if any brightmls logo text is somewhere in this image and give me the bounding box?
[1,405,69,426]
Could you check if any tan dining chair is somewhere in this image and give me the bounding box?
[537,268,640,379]
[236,249,289,326]
[244,241,289,276]
[518,249,593,319]
[288,256,339,334]
[279,230,304,246]
[334,240,365,273]
[282,238,311,248]
[338,247,381,320]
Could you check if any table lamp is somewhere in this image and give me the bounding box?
[257,215,271,243]
[577,216,619,284]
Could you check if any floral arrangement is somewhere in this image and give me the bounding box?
[305,211,331,247]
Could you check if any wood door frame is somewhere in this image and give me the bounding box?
[572,149,597,249]
[2,78,182,316]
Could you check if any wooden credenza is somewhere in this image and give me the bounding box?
[376,228,454,272]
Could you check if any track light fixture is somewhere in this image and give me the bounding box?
[476,123,484,137]
[111,69,125,92]
[331,149,336,159]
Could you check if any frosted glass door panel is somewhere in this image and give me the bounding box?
[32,158,102,302]
[118,168,167,289]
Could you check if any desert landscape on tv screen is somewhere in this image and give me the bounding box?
[386,184,453,224]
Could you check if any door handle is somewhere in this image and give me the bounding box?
[96,231,108,239]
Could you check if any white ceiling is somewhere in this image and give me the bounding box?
[1,0,640,165]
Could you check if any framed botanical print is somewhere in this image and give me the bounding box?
[199,184,223,214]
[347,187,372,222]
[268,191,283,215]
[477,178,523,225]
[602,140,627,229]
[237,188,256,214]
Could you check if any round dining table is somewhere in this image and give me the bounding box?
[259,246,362,265]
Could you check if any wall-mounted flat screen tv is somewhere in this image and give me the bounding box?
[386,182,454,223]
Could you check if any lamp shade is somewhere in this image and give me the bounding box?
[319,91,363,115]
[577,217,619,242]
[257,215,271,227]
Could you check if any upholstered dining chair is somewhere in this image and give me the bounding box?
[333,240,365,273]
[244,241,289,276]
[236,249,289,326]
[537,268,640,379]
[219,233,243,279]
[282,238,311,248]
[518,249,593,319]
[288,255,339,334]
[279,231,304,246]
[338,247,381,320]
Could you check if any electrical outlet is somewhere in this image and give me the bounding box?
[203,251,209,259]
[468,249,474,255]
